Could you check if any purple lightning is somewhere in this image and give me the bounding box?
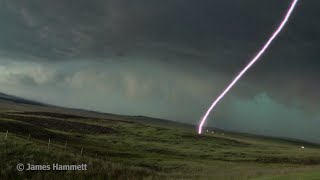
[198,0,299,134]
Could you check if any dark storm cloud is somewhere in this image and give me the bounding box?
[1,0,319,100]
[0,1,310,59]
[0,0,319,142]
[1,0,318,71]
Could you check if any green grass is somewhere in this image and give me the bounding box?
[1,111,320,179]
[254,170,320,180]
[0,140,160,179]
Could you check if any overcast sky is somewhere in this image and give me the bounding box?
[0,0,319,142]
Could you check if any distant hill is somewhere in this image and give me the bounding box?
[0,92,47,106]
[0,92,192,128]
[1,91,318,146]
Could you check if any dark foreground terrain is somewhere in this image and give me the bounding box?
[0,94,320,179]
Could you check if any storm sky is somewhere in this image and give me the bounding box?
[0,0,319,142]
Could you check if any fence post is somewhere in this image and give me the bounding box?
[4,130,8,141]
[48,139,51,150]
[28,134,31,142]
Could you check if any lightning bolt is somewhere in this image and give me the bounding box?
[198,0,299,134]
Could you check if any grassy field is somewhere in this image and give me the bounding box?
[1,110,320,179]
